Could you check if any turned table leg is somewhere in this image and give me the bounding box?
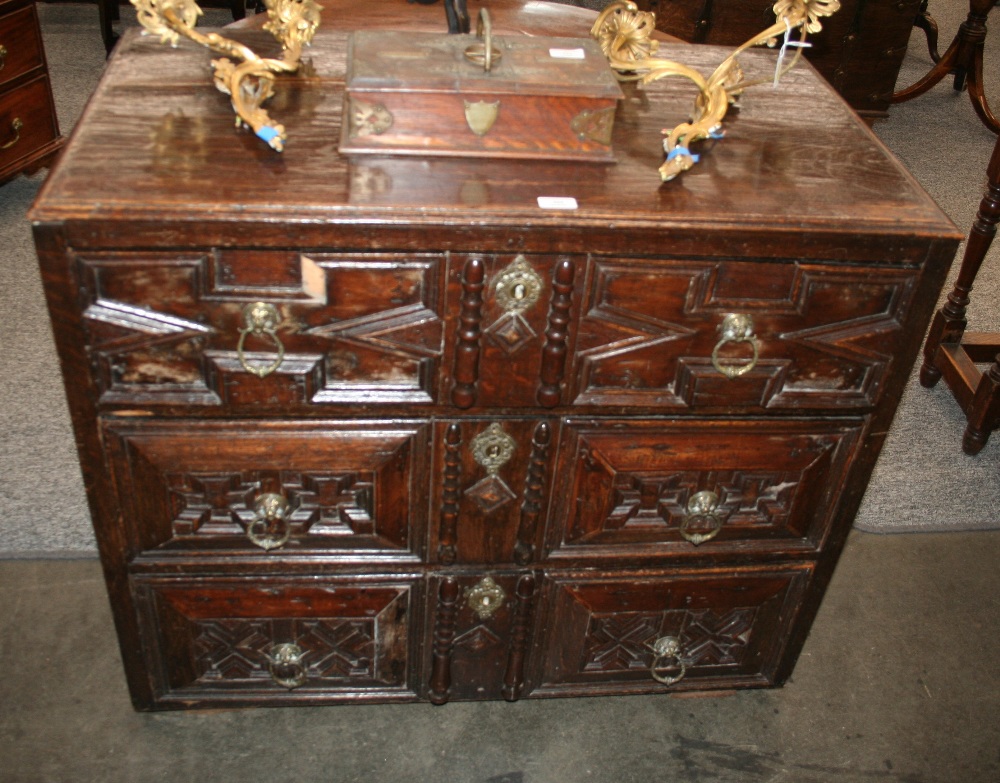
[921,133,1000,453]
[893,0,998,134]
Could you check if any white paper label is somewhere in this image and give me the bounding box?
[549,48,586,60]
[537,196,579,210]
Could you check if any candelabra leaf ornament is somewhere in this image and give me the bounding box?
[131,0,322,151]
[591,0,840,182]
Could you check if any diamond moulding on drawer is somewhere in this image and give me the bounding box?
[339,27,624,161]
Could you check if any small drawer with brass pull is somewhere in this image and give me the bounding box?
[0,4,45,89]
[131,575,420,706]
[0,75,57,168]
[535,565,813,695]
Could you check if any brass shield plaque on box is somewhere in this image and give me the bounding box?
[340,29,623,161]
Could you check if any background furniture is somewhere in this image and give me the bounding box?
[633,0,923,121]
[893,0,997,132]
[29,5,959,709]
[0,0,61,183]
[920,132,1000,453]
[99,0,247,53]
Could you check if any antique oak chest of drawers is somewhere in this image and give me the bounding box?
[30,24,960,710]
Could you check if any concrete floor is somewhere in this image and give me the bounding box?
[1,530,998,783]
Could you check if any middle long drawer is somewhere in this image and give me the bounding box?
[103,415,865,566]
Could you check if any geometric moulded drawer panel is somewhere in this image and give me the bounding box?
[102,419,430,562]
[75,250,445,407]
[533,565,812,696]
[547,418,865,559]
[572,259,918,411]
[132,576,420,707]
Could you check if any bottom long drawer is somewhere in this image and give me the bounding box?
[132,574,423,707]
[129,563,814,708]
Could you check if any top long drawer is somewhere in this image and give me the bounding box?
[67,248,920,413]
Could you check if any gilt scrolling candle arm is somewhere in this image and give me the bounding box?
[591,0,839,182]
[131,0,322,151]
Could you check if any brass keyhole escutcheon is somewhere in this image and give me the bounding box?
[465,576,506,619]
[471,423,516,476]
[493,255,542,314]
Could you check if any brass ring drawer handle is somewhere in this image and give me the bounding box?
[650,636,687,686]
[268,642,307,689]
[0,45,7,71]
[680,490,725,546]
[711,313,759,378]
[237,301,285,377]
[1,117,23,150]
[247,493,292,550]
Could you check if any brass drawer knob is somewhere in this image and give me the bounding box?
[268,642,307,689]
[1,117,22,150]
[247,493,292,550]
[236,301,285,378]
[711,313,759,378]
[649,636,687,686]
[680,490,725,546]
[0,44,7,72]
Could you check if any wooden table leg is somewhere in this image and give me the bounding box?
[921,133,1000,453]
[893,0,998,134]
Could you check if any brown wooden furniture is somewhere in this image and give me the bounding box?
[29,7,961,710]
[920,133,1000,453]
[99,0,247,53]
[893,0,998,133]
[0,0,62,184]
[633,0,924,122]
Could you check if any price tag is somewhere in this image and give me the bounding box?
[549,48,586,60]
[537,196,579,210]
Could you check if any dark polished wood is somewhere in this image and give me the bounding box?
[29,3,961,710]
[0,0,62,184]
[920,133,1000,453]
[635,0,924,121]
[233,0,620,38]
[892,0,998,133]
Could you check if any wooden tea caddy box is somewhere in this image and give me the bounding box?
[339,18,623,161]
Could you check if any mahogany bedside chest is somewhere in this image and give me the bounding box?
[0,0,62,183]
[29,24,960,710]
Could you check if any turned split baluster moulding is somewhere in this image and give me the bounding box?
[29,0,961,709]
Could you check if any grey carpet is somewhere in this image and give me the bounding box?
[1,1,997,555]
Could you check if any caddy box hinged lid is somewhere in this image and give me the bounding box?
[340,10,624,162]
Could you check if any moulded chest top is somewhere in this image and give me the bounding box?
[30,19,959,246]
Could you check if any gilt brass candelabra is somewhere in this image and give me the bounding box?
[591,0,840,182]
[131,0,322,150]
